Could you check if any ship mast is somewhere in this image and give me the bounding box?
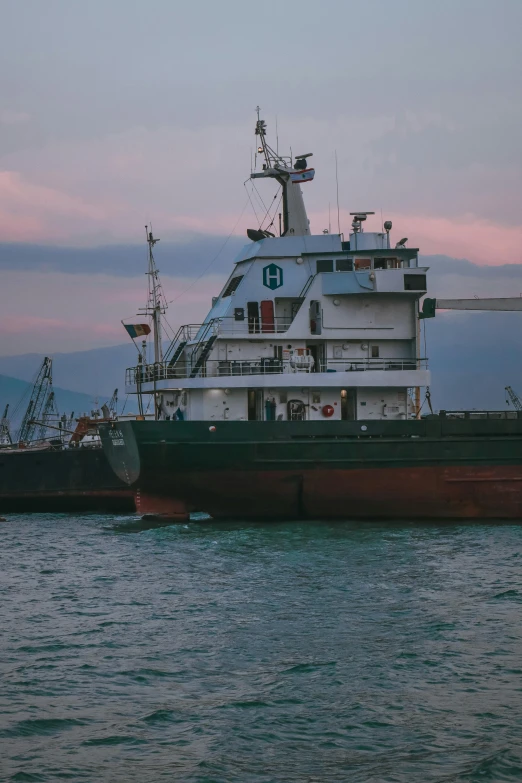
[252,107,313,237]
[141,226,165,364]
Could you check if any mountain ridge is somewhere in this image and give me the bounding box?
[0,372,114,431]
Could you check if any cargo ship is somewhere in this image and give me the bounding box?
[99,110,522,521]
[0,358,134,513]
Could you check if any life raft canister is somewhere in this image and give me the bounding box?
[322,404,334,417]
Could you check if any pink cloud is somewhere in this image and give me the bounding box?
[0,316,67,334]
[0,315,124,338]
[310,209,522,266]
[395,213,522,265]
[0,168,246,244]
[0,269,225,355]
[0,171,124,243]
[1,167,521,267]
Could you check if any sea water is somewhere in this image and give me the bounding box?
[1,514,522,782]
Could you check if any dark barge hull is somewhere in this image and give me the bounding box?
[99,417,522,521]
[0,446,135,513]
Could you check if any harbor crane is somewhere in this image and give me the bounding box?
[101,388,118,420]
[0,403,12,446]
[17,357,53,444]
[36,390,59,442]
[505,386,522,411]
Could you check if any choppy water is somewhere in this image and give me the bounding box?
[1,516,522,782]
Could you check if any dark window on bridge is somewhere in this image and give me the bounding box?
[221,275,244,297]
[335,258,353,271]
[316,259,333,273]
[404,274,426,291]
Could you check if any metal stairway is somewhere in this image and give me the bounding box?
[190,334,217,378]
[167,339,187,368]
[299,273,316,299]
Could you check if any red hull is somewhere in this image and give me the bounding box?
[137,464,522,520]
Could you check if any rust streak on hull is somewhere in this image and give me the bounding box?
[138,465,522,520]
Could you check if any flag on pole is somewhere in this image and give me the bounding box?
[290,168,315,183]
[124,323,151,339]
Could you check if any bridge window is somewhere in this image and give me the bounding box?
[404,274,426,291]
[354,258,371,270]
[316,259,333,273]
[221,275,244,297]
[335,258,353,271]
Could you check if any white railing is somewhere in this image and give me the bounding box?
[126,357,427,385]
[167,316,296,350]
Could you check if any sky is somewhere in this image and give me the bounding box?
[0,0,521,356]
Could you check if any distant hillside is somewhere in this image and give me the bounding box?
[0,373,111,431]
[0,344,138,398]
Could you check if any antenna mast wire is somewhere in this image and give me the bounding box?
[167,195,251,306]
[335,150,341,235]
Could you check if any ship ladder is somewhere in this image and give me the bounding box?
[299,273,316,299]
[190,335,218,378]
[167,340,187,368]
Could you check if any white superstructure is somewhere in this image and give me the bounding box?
[125,113,430,423]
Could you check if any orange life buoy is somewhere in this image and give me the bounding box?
[322,404,334,417]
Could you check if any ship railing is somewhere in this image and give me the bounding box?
[319,357,428,372]
[125,357,428,384]
[215,316,295,335]
[439,410,522,420]
[169,316,296,350]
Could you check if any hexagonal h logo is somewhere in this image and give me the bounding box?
[263,263,283,290]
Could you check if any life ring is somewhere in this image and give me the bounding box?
[322,404,334,417]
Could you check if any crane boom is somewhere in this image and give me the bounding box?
[505,386,522,411]
[437,298,522,311]
[0,403,11,445]
[421,297,522,317]
[37,390,58,442]
[18,357,53,444]
[109,388,118,415]
[101,388,118,420]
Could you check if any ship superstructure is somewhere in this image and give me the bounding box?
[125,113,430,424]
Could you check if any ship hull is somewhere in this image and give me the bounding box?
[0,446,135,513]
[99,418,522,521]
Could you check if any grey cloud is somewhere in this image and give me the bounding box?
[0,235,246,277]
[1,1,520,157]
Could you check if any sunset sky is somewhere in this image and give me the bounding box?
[1,0,521,355]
